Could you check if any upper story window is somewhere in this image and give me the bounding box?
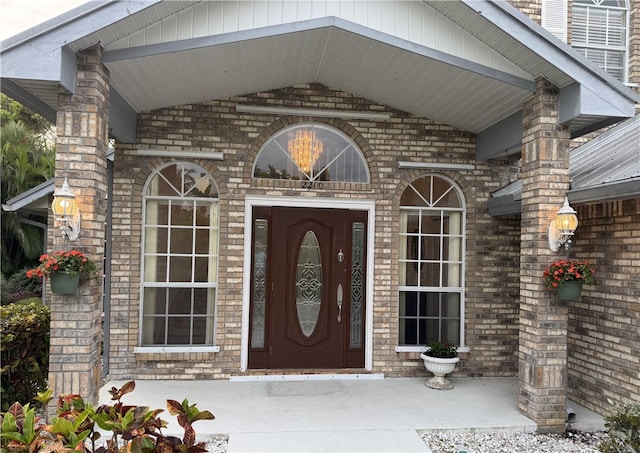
[571,0,629,82]
[140,162,219,347]
[398,175,465,348]
[253,123,370,183]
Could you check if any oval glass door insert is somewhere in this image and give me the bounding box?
[296,231,323,337]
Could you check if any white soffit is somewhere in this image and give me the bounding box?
[104,21,532,134]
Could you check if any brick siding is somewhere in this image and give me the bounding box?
[567,200,640,415]
[107,84,522,380]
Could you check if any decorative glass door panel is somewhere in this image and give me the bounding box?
[296,231,323,338]
[248,207,367,369]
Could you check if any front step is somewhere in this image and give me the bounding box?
[229,371,384,381]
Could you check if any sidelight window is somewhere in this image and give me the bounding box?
[398,175,465,347]
[140,162,219,347]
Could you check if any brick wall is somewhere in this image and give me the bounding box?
[567,200,640,414]
[107,84,521,380]
[512,0,640,417]
[49,45,109,407]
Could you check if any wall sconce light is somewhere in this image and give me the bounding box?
[51,177,80,241]
[548,197,578,252]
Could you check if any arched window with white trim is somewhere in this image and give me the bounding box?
[140,162,219,347]
[398,175,465,347]
[253,123,370,183]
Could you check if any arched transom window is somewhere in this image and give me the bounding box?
[141,162,219,347]
[398,175,465,348]
[253,123,370,183]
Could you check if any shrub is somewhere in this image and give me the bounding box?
[0,381,215,452]
[0,302,50,410]
[599,402,640,453]
[0,273,9,305]
[3,268,42,304]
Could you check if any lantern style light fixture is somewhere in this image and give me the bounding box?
[548,197,578,252]
[51,177,80,241]
[288,129,324,174]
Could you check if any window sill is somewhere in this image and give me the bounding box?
[134,346,220,353]
[395,346,470,354]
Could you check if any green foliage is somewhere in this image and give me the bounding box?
[2,269,43,305]
[1,119,54,275]
[424,341,459,358]
[0,381,215,452]
[0,302,50,410]
[0,274,10,306]
[600,402,640,453]
[0,403,44,453]
[0,94,52,136]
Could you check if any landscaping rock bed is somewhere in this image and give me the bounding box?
[421,430,607,453]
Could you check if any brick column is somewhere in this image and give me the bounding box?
[518,77,571,433]
[48,44,109,408]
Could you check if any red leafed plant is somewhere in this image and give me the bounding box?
[543,259,596,291]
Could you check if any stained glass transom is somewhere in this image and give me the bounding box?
[253,124,370,183]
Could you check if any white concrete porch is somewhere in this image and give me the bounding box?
[99,377,604,452]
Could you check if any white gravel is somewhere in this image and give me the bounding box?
[421,430,607,453]
[202,431,607,452]
[202,434,229,452]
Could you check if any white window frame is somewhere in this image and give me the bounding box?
[571,0,630,83]
[136,162,220,351]
[396,175,467,353]
[252,123,371,183]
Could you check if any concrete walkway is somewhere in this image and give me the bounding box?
[99,377,604,452]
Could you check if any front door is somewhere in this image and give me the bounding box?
[248,206,367,369]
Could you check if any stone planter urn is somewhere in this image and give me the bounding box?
[420,354,460,390]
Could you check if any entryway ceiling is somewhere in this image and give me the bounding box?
[1,0,637,156]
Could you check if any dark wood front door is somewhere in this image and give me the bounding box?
[248,206,367,369]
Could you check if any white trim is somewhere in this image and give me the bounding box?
[136,149,224,160]
[139,162,220,348]
[395,346,470,353]
[397,175,468,350]
[242,196,376,372]
[398,161,475,171]
[236,105,391,120]
[134,346,220,353]
[230,373,384,382]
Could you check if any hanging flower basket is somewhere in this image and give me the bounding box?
[542,259,595,301]
[556,280,583,301]
[50,272,80,295]
[27,250,99,295]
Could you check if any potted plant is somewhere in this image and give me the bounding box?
[543,259,596,301]
[419,341,459,390]
[26,250,99,295]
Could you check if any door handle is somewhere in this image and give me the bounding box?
[337,283,343,323]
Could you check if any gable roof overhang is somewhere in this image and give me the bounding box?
[1,0,637,156]
[2,178,54,216]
